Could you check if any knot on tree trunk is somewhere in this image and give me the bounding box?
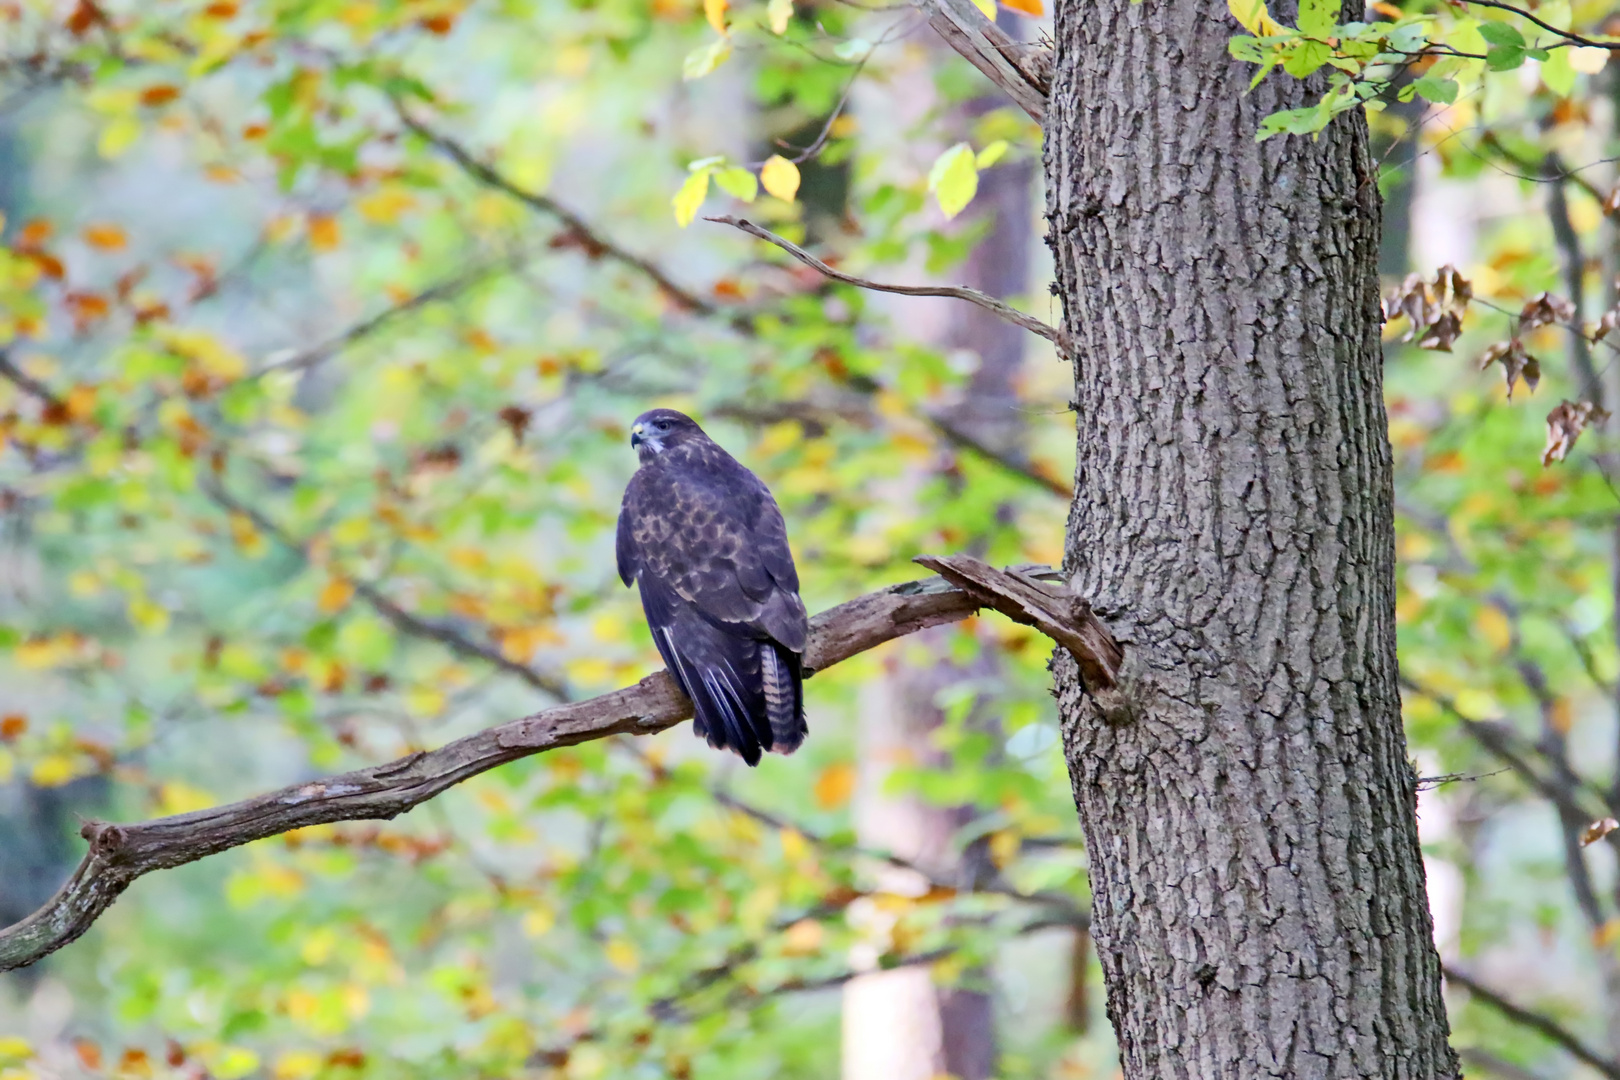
[912,555,1130,722]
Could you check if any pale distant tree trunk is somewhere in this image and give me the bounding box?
[843,18,1034,1077]
[1042,0,1458,1070]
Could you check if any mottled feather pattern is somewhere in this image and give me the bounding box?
[617,409,808,765]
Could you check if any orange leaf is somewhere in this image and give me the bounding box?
[0,714,26,740]
[203,0,239,15]
[66,0,104,35]
[308,214,341,253]
[17,219,53,248]
[419,13,455,33]
[72,1039,102,1070]
[704,0,729,34]
[140,85,181,107]
[83,223,126,250]
[318,577,355,613]
[26,250,65,280]
[814,762,856,809]
[1000,0,1044,14]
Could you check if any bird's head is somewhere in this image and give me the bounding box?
[630,408,705,463]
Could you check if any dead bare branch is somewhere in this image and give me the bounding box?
[912,0,1051,121]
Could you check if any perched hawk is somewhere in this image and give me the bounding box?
[616,409,808,765]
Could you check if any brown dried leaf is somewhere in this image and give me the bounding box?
[1597,306,1620,342]
[1583,817,1619,846]
[1417,311,1462,352]
[1435,264,1472,316]
[1519,292,1577,332]
[1542,399,1610,465]
[1479,339,1541,399]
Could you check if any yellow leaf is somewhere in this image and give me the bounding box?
[31,754,79,787]
[671,169,711,228]
[814,762,856,809]
[308,214,341,253]
[230,512,267,558]
[605,937,639,972]
[99,116,142,159]
[159,781,217,815]
[522,907,556,938]
[1475,605,1511,653]
[357,187,416,224]
[928,142,979,219]
[1452,689,1502,721]
[211,1047,260,1080]
[704,0,729,35]
[65,383,97,421]
[782,918,824,955]
[0,1037,31,1064]
[780,828,810,861]
[760,155,801,202]
[129,595,170,633]
[318,577,355,613]
[1228,0,1285,35]
[768,0,793,33]
[989,829,1021,868]
[970,0,994,16]
[273,1051,322,1080]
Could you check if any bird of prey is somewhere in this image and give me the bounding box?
[616,408,808,766]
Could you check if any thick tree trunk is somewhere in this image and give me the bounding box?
[1042,0,1458,1074]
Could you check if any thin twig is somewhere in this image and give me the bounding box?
[705,215,1068,357]
[396,105,719,317]
[1444,964,1620,1080]
[929,410,1072,497]
[199,477,570,699]
[257,252,525,376]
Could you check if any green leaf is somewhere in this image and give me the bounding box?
[1477,20,1524,47]
[1485,43,1526,71]
[1412,75,1458,104]
[1283,39,1330,77]
[671,168,712,227]
[714,166,758,202]
[1296,0,1340,39]
[927,143,979,220]
[682,37,732,80]
[975,140,1009,168]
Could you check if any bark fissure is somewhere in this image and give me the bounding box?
[1042,0,1457,1073]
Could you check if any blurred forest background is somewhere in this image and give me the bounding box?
[0,0,1619,1077]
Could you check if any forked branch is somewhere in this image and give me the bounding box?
[0,557,1118,973]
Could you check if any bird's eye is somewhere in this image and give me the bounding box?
[656,420,671,431]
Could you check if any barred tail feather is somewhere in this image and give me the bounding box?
[761,642,806,755]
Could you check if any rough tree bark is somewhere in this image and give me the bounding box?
[1042,0,1459,1073]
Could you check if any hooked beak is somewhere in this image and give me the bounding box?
[630,423,644,449]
